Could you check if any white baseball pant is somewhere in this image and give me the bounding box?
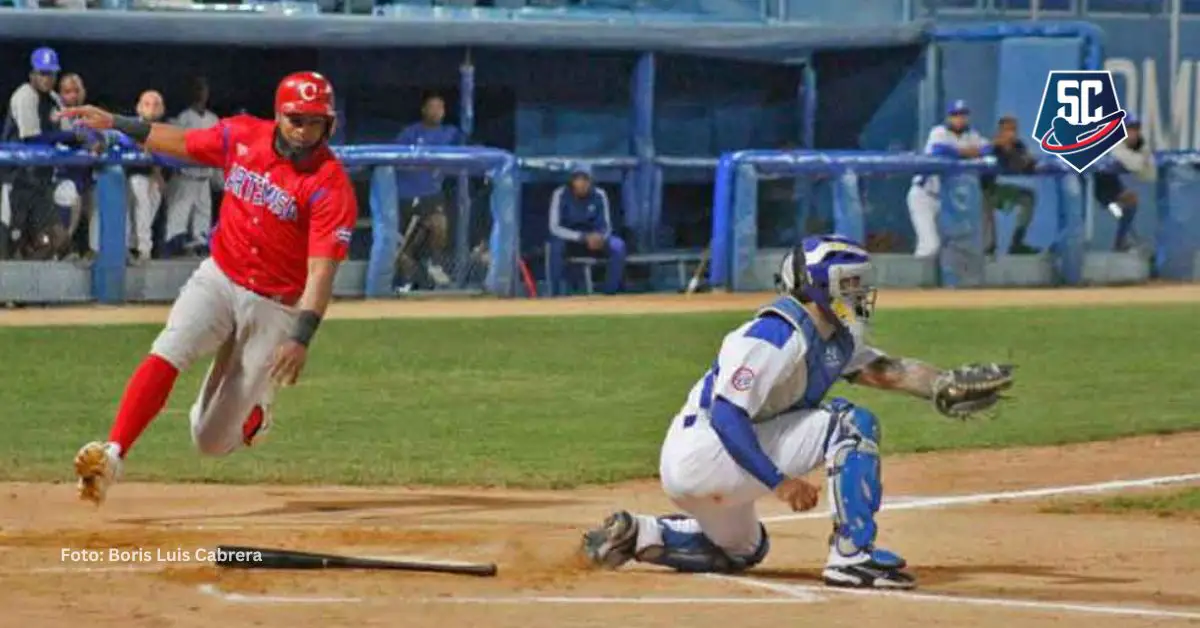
[1,182,10,229]
[127,174,162,258]
[657,407,835,556]
[150,258,298,456]
[164,176,213,245]
[906,185,941,258]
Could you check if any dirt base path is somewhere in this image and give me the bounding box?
[2,285,1199,626]
[2,284,1199,328]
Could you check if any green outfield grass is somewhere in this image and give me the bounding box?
[1,303,1198,487]
[1043,488,1200,518]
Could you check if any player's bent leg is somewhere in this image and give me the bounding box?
[582,507,768,574]
[75,259,238,504]
[188,334,276,456]
[191,291,295,456]
[821,400,915,590]
[586,411,773,574]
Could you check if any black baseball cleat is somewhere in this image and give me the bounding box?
[581,510,638,569]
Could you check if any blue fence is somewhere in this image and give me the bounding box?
[710,150,1200,290]
[0,143,520,300]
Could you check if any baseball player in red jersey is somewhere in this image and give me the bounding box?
[63,72,358,505]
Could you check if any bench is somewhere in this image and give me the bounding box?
[563,250,707,295]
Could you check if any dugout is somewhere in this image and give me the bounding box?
[0,8,930,295]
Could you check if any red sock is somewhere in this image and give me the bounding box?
[107,354,180,458]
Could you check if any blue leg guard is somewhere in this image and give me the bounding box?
[825,400,886,560]
[636,515,770,574]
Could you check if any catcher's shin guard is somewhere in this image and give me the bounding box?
[825,401,884,558]
[634,515,769,574]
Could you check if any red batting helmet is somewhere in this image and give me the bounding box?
[275,71,335,117]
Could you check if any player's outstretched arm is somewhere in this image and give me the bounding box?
[847,355,944,400]
[60,105,192,162]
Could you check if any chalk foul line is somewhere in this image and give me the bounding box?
[762,472,1200,523]
[711,575,1200,621]
[195,584,818,606]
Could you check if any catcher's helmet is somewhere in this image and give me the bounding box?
[275,71,335,118]
[777,234,876,324]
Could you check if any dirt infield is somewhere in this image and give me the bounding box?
[3,285,1200,627]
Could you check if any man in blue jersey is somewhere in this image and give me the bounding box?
[546,164,626,295]
[393,92,465,292]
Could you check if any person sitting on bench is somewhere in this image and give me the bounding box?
[547,164,626,295]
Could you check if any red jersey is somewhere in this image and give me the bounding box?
[184,115,357,305]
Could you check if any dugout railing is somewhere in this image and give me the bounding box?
[0,144,520,302]
[710,150,1200,291]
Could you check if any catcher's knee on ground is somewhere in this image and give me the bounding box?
[628,513,770,573]
[824,400,883,558]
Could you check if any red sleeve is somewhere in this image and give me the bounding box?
[306,167,358,261]
[184,118,233,168]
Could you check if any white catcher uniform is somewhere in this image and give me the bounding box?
[654,296,881,556]
[906,123,989,257]
[584,235,916,589]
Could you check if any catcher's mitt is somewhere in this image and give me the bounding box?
[931,363,1015,419]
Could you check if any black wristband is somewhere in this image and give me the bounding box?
[290,310,322,347]
[112,115,152,143]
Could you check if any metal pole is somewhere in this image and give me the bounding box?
[1170,0,1181,118]
[1031,0,1039,21]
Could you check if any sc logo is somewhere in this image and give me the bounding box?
[1055,79,1106,126]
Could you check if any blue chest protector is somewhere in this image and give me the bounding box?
[756,296,856,415]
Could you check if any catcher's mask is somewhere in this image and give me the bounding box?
[775,234,877,327]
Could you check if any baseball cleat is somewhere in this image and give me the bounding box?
[823,548,915,589]
[74,441,122,506]
[581,510,638,569]
[822,562,916,589]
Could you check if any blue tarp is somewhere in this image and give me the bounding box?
[0,8,929,62]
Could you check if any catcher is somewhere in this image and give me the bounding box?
[582,234,1013,589]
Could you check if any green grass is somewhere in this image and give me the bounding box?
[1043,488,1200,518]
[2,304,1198,487]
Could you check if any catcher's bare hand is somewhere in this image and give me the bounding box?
[270,340,309,388]
[60,105,116,131]
[932,362,1015,419]
[774,477,820,512]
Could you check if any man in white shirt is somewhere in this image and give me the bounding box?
[906,100,992,258]
[163,77,220,257]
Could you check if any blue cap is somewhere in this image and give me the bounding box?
[947,99,970,115]
[570,163,593,179]
[31,47,60,73]
[1125,113,1141,127]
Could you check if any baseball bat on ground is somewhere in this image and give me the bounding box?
[212,545,498,577]
[685,246,711,295]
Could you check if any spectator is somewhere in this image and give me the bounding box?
[124,89,166,263]
[1095,114,1155,252]
[163,76,219,258]
[2,47,81,260]
[905,99,991,258]
[392,92,465,291]
[53,72,101,260]
[547,164,626,295]
[980,115,1039,256]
